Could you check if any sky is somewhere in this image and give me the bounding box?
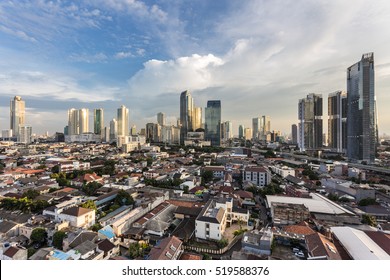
[1,0,390,137]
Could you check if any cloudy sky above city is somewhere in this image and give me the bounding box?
[1,0,390,136]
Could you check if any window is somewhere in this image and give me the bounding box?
[170,245,177,252]
[165,251,173,259]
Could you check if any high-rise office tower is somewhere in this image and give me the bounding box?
[10,96,25,138]
[260,115,271,140]
[94,108,104,135]
[193,107,202,130]
[67,108,78,135]
[79,108,89,134]
[18,125,32,144]
[180,90,194,144]
[205,100,221,146]
[291,124,298,145]
[110,118,118,142]
[157,112,165,127]
[252,117,260,140]
[223,121,233,140]
[328,91,347,152]
[117,105,129,137]
[131,125,137,136]
[347,52,377,163]
[244,128,252,140]
[238,125,245,139]
[298,93,323,151]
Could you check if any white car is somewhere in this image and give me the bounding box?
[295,252,305,258]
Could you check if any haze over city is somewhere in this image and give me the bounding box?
[1,0,390,135]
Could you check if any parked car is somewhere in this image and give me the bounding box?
[295,251,305,258]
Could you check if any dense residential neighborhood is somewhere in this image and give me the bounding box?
[1,140,390,260]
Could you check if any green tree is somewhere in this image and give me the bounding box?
[201,170,213,184]
[81,200,97,211]
[216,238,228,249]
[27,248,37,259]
[128,242,149,259]
[90,223,103,232]
[115,190,134,206]
[81,181,102,196]
[358,198,378,206]
[30,228,47,244]
[361,214,377,227]
[23,189,40,200]
[52,231,66,249]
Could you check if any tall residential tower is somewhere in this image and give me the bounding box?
[328,91,347,152]
[347,52,377,163]
[298,93,323,151]
[10,96,25,138]
[205,100,221,146]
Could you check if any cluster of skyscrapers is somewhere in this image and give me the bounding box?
[2,96,32,144]
[0,52,380,164]
[296,52,378,163]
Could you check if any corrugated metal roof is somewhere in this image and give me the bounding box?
[331,227,390,260]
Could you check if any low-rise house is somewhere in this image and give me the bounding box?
[195,198,249,241]
[1,245,28,260]
[0,221,19,239]
[97,239,118,259]
[242,229,273,256]
[148,235,183,260]
[58,207,95,229]
[305,232,341,260]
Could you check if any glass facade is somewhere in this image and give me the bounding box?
[328,91,347,152]
[180,90,194,145]
[94,108,104,135]
[347,52,376,163]
[298,93,323,150]
[205,100,221,146]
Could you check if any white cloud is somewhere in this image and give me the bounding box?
[0,70,119,102]
[69,52,108,63]
[114,51,134,59]
[126,0,390,134]
[128,54,224,95]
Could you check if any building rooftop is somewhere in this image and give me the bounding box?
[331,226,390,260]
[266,193,355,215]
[61,206,93,217]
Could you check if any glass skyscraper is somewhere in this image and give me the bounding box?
[179,90,194,145]
[94,108,104,135]
[298,93,323,151]
[10,96,25,138]
[205,100,221,146]
[328,91,347,153]
[347,52,377,163]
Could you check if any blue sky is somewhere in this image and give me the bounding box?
[1,0,390,136]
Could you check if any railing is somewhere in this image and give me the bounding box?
[183,234,242,255]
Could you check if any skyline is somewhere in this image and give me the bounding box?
[1,1,390,135]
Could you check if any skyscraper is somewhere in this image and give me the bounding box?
[328,91,347,152]
[117,105,129,137]
[157,112,165,126]
[10,96,25,138]
[193,107,202,131]
[347,52,377,163]
[205,100,221,146]
[79,108,89,134]
[291,124,298,145]
[252,117,260,140]
[298,93,323,151]
[67,108,78,135]
[260,115,271,140]
[110,118,118,142]
[18,125,32,144]
[180,90,194,144]
[94,108,104,135]
[238,125,245,139]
